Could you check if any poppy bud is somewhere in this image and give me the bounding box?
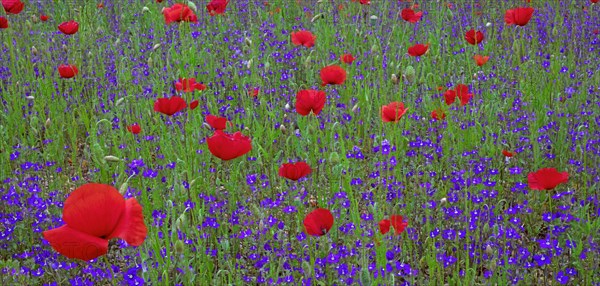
[153,43,161,51]
[285,103,290,110]
[370,44,378,53]
[403,65,415,84]
[115,97,126,106]
[104,155,121,162]
[369,15,378,21]
[174,213,186,230]
[352,104,359,113]
[279,124,286,133]
[485,245,493,255]
[246,59,252,69]
[31,15,38,23]
[187,1,197,12]
[119,181,128,195]
[485,22,492,27]
[202,122,212,129]
[142,6,150,13]
[26,96,35,101]
[304,56,311,68]
[310,13,324,23]
[391,73,399,85]
[147,57,153,68]
[45,118,51,128]
[31,46,38,56]
[264,61,270,70]
[440,197,447,204]
[174,240,185,254]
[62,44,68,52]
[244,37,252,45]
[88,51,93,58]
[329,152,340,164]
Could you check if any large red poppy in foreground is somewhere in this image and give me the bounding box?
[528,168,569,190]
[304,208,334,236]
[43,184,147,261]
[207,130,252,160]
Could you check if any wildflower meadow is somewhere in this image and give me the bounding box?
[1,0,599,285]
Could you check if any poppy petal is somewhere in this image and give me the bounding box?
[43,225,109,261]
[107,198,148,246]
[62,184,125,238]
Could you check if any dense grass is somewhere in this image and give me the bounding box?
[1,0,599,285]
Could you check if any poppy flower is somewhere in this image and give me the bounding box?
[0,17,7,29]
[127,124,141,134]
[205,115,228,130]
[504,7,534,26]
[206,0,229,16]
[206,130,252,161]
[502,150,514,157]
[42,183,147,261]
[527,168,569,190]
[431,109,446,121]
[296,89,326,116]
[444,84,472,106]
[407,43,429,57]
[303,208,334,236]
[249,87,259,97]
[163,3,198,24]
[290,30,316,48]
[2,0,24,14]
[400,8,422,23]
[379,215,408,235]
[97,3,104,8]
[320,65,347,86]
[58,20,79,35]
[279,162,312,181]
[352,0,370,4]
[40,15,49,21]
[189,100,199,110]
[57,65,79,78]
[592,0,599,3]
[465,29,484,45]
[473,54,490,66]
[381,102,408,122]
[175,78,206,92]
[153,96,187,116]
[341,53,356,64]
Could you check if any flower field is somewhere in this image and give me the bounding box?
[1,0,599,285]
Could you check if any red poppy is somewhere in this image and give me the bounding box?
[97,3,104,8]
[381,102,408,122]
[57,65,79,78]
[407,43,429,57]
[320,65,346,86]
[279,162,312,181]
[0,17,7,29]
[400,8,422,23]
[502,150,514,157]
[175,78,206,92]
[2,0,24,14]
[127,124,141,134]
[40,15,49,21]
[431,109,446,121]
[527,168,569,190]
[473,55,490,66]
[163,3,198,24]
[42,183,147,261]
[206,115,228,130]
[341,53,356,64]
[444,84,472,106]
[379,215,408,235]
[153,96,187,116]
[189,100,199,110]
[206,0,229,16]
[249,87,259,97]
[58,20,79,35]
[296,89,326,116]
[504,7,534,26]
[290,30,316,48]
[592,0,599,3]
[206,130,252,161]
[465,29,484,45]
[304,208,334,236]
